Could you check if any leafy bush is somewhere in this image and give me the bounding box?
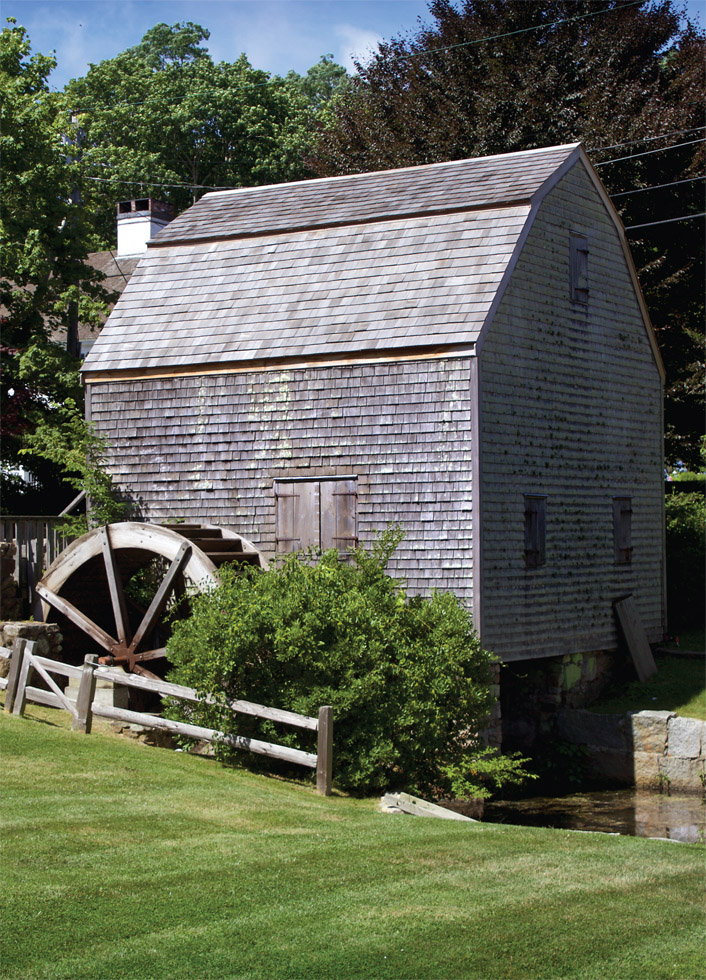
[166,529,529,798]
[665,492,705,631]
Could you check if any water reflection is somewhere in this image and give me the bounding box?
[483,789,706,843]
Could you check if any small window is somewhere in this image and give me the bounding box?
[570,234,589,305]
[275,478,357,555]
[524,494,547,569]
[612,496,632,564]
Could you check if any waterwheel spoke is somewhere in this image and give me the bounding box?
[100,525,131,647]
[128,542,191,655]
[133,647,168,663]
[35,582,118,654]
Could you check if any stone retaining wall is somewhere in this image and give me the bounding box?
[556,708,705,794]
[0,621,63,677]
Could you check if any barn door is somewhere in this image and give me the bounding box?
[275,478,358,555]
[320,479,358,555]
[275,482,320,554]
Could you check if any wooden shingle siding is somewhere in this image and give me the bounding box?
[479,162,664,662]
[152,145,576,245]
[89,358,476,604]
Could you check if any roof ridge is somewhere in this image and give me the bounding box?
[198,142,582,202]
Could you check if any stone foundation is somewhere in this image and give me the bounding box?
[500,649,616,750]
[556,708,706,794]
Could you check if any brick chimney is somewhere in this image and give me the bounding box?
[116,199,174,257]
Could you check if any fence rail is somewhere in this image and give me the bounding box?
[2,643,333,795]
[1,517,68,617]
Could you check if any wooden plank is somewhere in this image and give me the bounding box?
[32,655,83,680]
[381,792,477,821]
[3,639,27,714]
[23,687,67,710]
[127,541,190,653]
[35,582,118,653]
[613,595,658,683]
[93,666,319,729]
[100,524,131,646]
[82,344,478,384]
[74,656,98,733]
[28,656,78,718]
[12,645,34,716]
[91,704,318,768]
[316,705,333,796]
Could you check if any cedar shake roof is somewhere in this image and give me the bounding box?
[82,144,580,375]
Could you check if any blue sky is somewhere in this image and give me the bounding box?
[6,0,705,89]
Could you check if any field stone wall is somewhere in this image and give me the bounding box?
[556,708,706,794]
[0,621,63,678]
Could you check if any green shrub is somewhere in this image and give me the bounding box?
[166,529,529,798]
[665,492,705,631]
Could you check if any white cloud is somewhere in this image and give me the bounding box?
[334,24,382,73]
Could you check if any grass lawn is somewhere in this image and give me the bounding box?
[2,704,704,980]
[590,654,706,720]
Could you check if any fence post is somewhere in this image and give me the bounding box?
[316,705,333,796]
[3,638,27,714]
[73,655,98,733]
[12,640,37,717]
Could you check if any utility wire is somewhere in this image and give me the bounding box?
[107,247,130,284]
[84,174,233,191]
[64,1,644,114]
[395,0,644,60]
[625,212,706,230]
[590,126,706,153]
[611,176,705,197]
[595,137,706,165]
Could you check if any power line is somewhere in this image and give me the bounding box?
[595,137,706,165]
[84,174,234,191]
[399,0,644,61]
[65,1,644,114]
[590,126,706,153]
[625,212,706,230]
[611,176,705,197]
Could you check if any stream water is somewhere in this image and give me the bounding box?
[483,789,705,842]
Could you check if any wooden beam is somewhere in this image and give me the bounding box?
[83,344,477,384]
[316,705,333,796]
[613,595,658,683]
[100,525,131,647]
[35,582,118,653]
[127,541,190,655]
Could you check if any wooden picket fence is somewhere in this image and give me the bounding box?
[1,641,333,795]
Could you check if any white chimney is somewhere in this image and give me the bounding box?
[116,199,174,257]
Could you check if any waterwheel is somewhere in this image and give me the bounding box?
[36,522,267,679]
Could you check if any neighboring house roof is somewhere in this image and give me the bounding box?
[81,143,660,378]
[77,252,139,346]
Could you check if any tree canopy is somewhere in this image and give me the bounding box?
[1,20,350,511]
[0,19,112,510]
[308,0,705,467]
[64,23,350,242]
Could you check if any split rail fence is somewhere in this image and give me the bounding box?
[1,641,333,795]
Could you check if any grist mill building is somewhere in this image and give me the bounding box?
[81,143,665,668]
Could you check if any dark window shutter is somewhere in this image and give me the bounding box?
[524,495,547,569]
[570,234,589,304]
[612,496,633,564]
